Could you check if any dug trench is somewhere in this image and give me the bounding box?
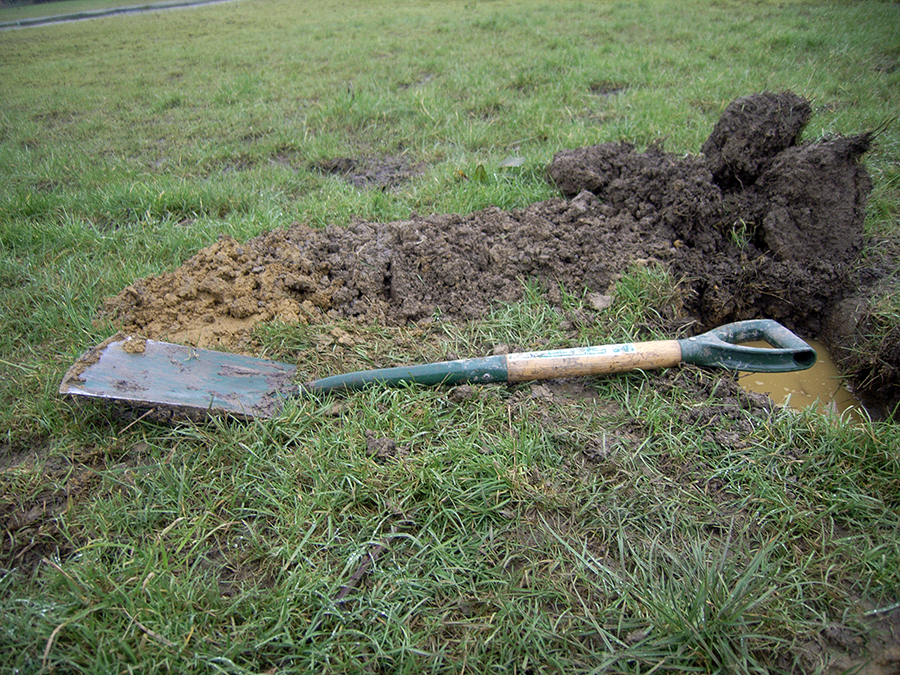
[98,91,899,418]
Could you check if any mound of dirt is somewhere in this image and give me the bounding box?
[547,93,872,340]
[701,91,812,189]
[101,193,676,345]
[98,91,898,413]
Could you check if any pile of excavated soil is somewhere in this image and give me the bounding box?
[99,91,898,413]
[101,194,679,342]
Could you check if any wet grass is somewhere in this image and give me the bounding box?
[6,306,899,672]
[1,0,899,672]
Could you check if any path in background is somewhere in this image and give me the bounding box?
[0,0,240,29]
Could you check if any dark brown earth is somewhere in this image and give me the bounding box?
[98,91,898,414]
[312,154,425,189]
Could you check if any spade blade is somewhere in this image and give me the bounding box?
[59,336,298,420]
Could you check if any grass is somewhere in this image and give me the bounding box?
[7,353,898,673]
[1,0,899,672]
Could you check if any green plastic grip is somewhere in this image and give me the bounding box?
[678,319,816,372]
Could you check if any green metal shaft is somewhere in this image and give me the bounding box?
[302,354,509,393]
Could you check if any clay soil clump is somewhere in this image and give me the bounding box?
[99,91,898,414]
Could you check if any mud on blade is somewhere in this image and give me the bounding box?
[59,336,298,419]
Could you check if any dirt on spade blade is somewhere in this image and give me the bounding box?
[98,91,898,415]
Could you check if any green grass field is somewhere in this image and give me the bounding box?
[1,0,899,672]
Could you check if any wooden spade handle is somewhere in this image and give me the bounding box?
[506,340,682,381]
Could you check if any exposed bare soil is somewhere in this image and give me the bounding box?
[98,91,897,414]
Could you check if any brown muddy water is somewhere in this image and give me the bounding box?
[739,340,866,421]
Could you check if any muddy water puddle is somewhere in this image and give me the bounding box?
[739,340,865,421]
